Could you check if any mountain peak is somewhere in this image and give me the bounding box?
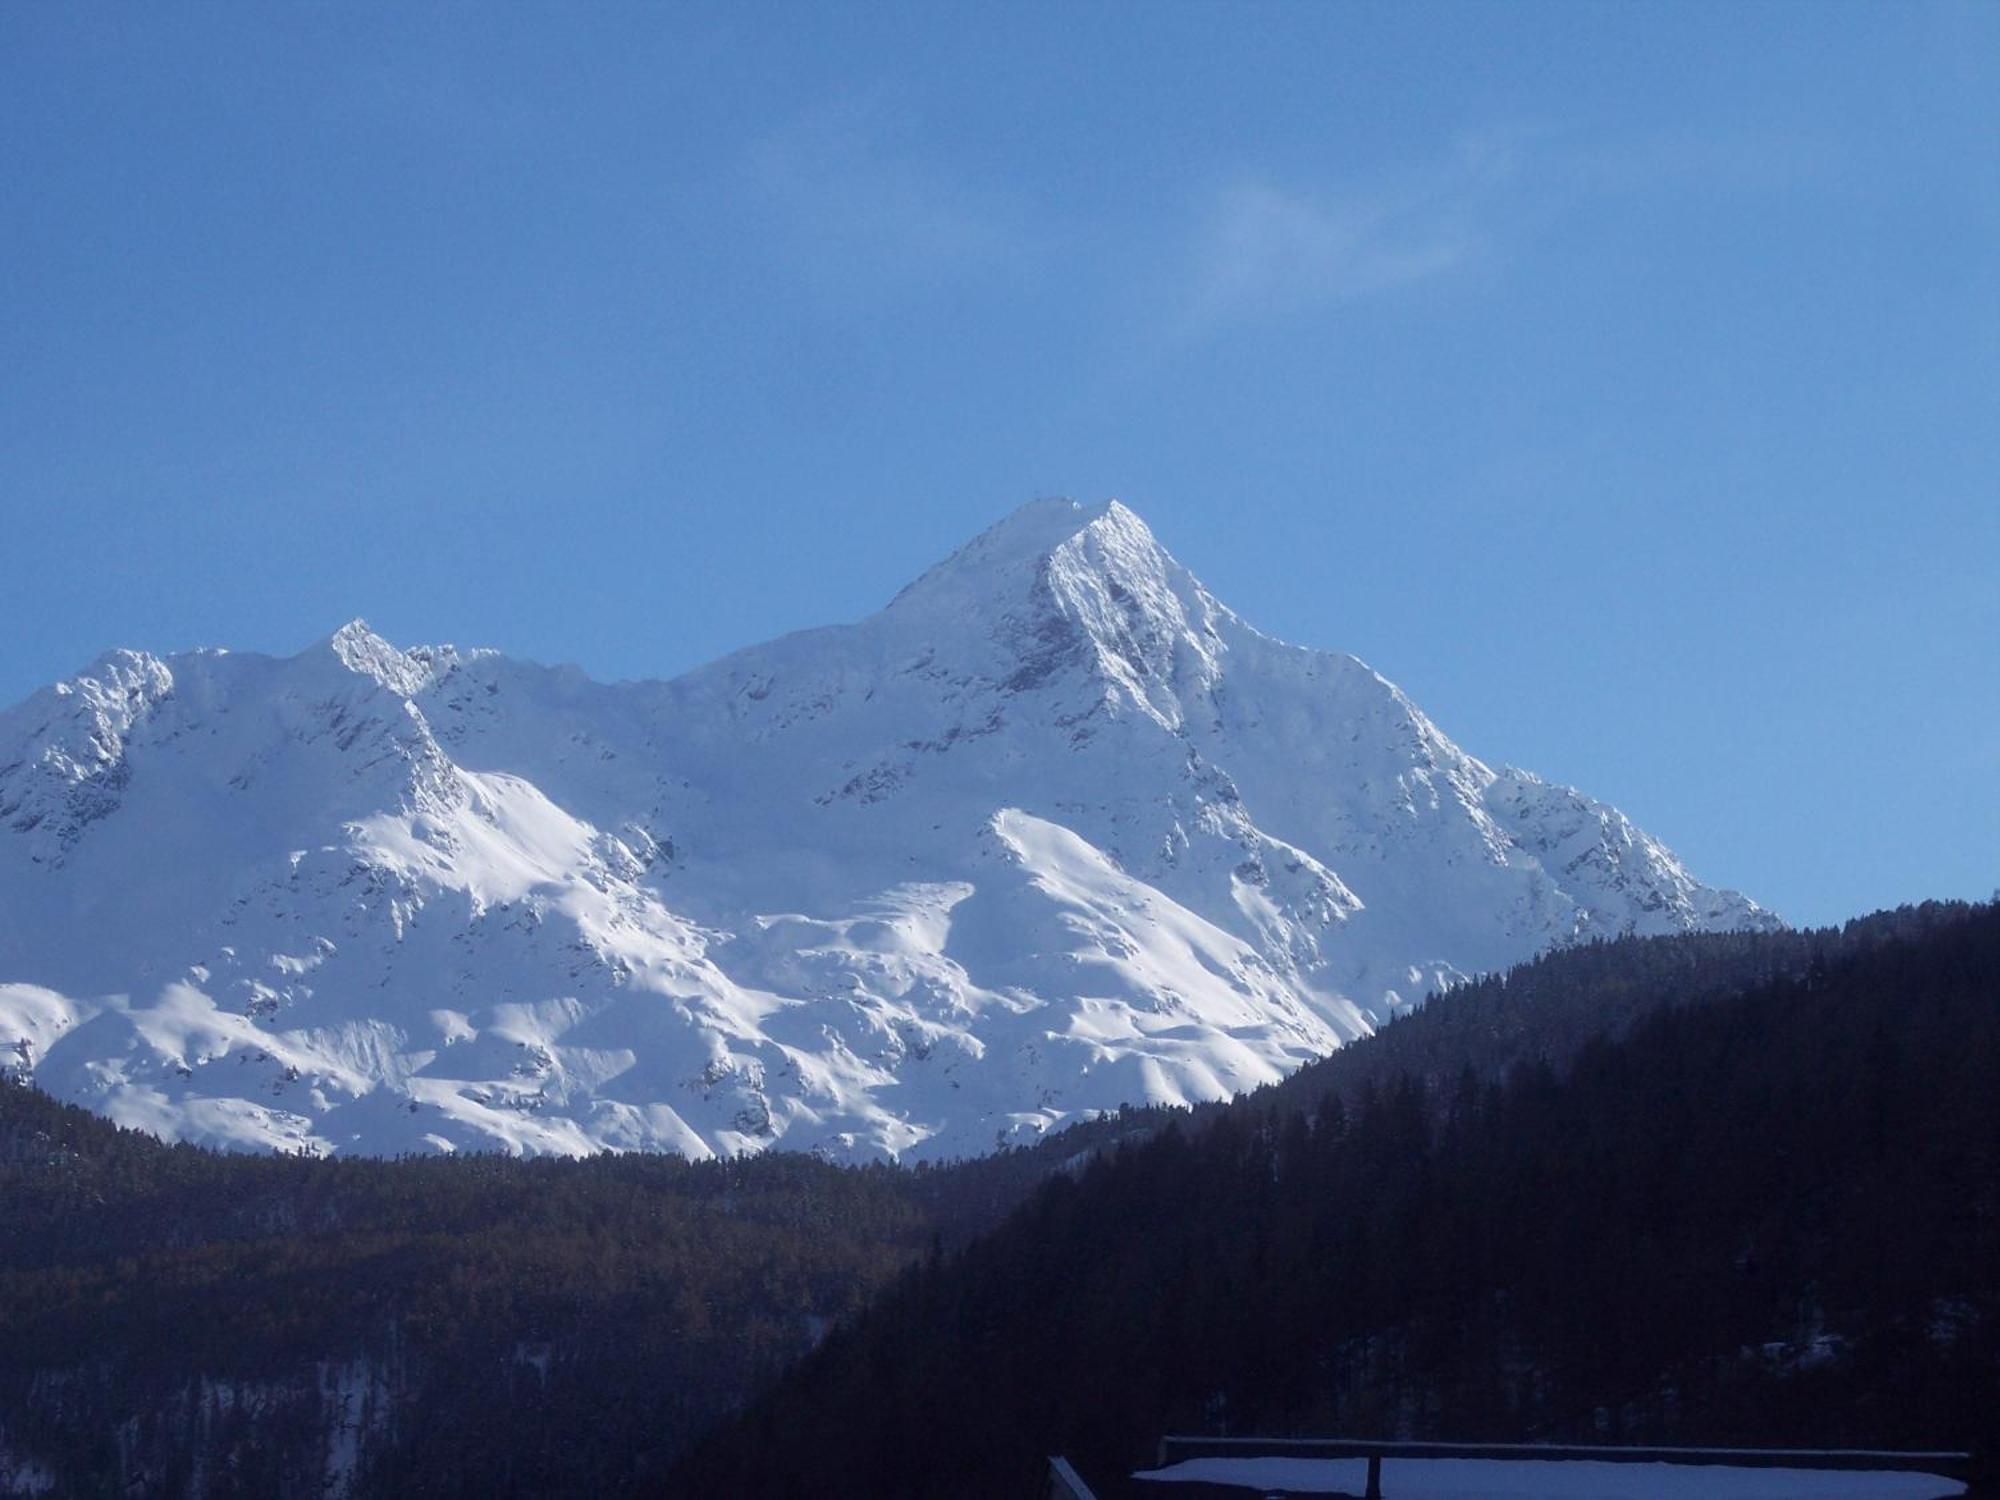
[0,502,1777,1164]
[885,498,1164,614]
[871,498,1229,721]
[967,495,1126,555]
[318,620,435,697]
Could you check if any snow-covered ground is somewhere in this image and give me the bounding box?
[0,500,1776,1160]
[1134,1455,1967,1498]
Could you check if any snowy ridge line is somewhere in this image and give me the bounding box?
[0,499,1776,1162]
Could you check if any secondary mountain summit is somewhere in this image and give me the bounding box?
[0,500,1776,1160]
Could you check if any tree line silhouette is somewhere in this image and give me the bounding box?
[670,902,1999,1497]
[0,902,1990,1496]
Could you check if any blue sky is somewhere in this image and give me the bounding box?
[2,1,1994,926]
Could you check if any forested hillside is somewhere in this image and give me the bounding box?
[3,905,1987,1498]
[669,902,2000,1498]
[0,1057,1181,1496]
[0,1089,930,1496]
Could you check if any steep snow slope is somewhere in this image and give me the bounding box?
[0,501,1776,1160]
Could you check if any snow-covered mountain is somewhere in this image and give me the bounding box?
[0,500,1776,1161]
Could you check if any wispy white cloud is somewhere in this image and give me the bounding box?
[736,112,1821,344]
[1172,132,1529,336]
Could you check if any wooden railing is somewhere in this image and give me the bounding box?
[1151,1436,1977,1499]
